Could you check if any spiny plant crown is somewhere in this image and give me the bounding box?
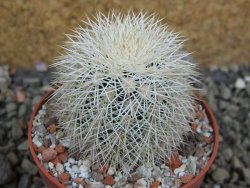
[48,11,199,173]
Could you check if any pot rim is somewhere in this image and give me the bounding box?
[28,90,219,188]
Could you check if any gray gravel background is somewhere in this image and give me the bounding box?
[0,64,249,188]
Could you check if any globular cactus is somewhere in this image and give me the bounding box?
[48,11,199,173]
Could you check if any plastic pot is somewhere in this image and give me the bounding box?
[28,90,219,188]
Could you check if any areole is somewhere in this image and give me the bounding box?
[28,90,219,188]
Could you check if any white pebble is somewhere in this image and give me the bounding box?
[33,120,40,127]
[70,172,77,179]
[72,165,79,173]
[82,159,91,168]
[174,164,186,174]
[160,164,167,169]
[79,165,89,172]
[48,162,54,170]
[188,156,197,175]
[77,159,82,166]
[107,166,116,176]
[64,162,70,167]
[79,185,83,188]
[181,158,188,164]
[79,171,90,178]
[72,182,77,187]
[105,186,112,188]
[136,178,147,186]
[37,153,42,160]
[235,78,246,89]
[53,172,58,177]
[49,144,56,149]
[32,135,42,147]
[155,176,162,182]
[213,184,221,188]
[196,124,202,133]
[114,172,123,182]
[35,115,40,121]
[178,171,186,177]
[68,157,76,164]
[65,166,72,173]
[39,109,45,115]
[43,162,49,170]
[244,76,250,82]
[60,138,71,148]
[56,163,64,174]
[203,132,211,137]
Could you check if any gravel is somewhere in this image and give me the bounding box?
[0,65,50,188]
[21,158,38,175]
[17,140,29,151]
[201,64,250,187]
[0,64,249,187]
[18,174,30,188]
[0,154,13,185]
[211,168,230,183]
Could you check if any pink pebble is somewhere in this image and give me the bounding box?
[16,89,25,103]
[42,148,57,162]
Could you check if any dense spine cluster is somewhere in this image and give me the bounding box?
[48,11,199,173]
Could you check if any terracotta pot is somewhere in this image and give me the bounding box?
[28,90,219,188]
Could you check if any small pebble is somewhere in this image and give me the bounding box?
[244,76,250,82]
[103,175,115,186]
[56,163,64,174]
[72,165,79,173]
[92,172,104,181]
[64,162,70,167]
[74,177,88,187]
[235,78,246,89]
[166,152,182,171]
[174,164,186,174]
[58,152,69,163]
[47,123,57,133]
[68,158,76,164]
[48,162,54,170]
[59,172,70,183]
[42,148,57,162]
[60,138,71,148]
[181,172,194,183]
[107,166,116,176]
[188,156,197,175]
[49,143,56,149]
[65,166,72,173]
[55,144,65,153]
[32,135,43,147]
[43,139,51,148]
[136,178,147,186]
[82,159,91,168]
[51,156,62,165]
[15,89,25,103]
[79,165,89,172]
[150,181,160,188]
[37,146,46,153]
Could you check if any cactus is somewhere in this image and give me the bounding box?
[47,11,199,173]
